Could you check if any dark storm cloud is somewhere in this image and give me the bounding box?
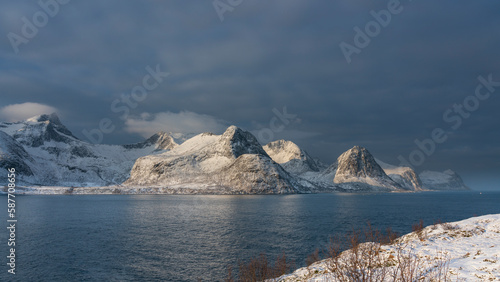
[1,0,499,185]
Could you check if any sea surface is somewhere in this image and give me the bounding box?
[1,191,499,281]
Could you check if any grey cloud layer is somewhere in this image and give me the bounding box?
[1,0,499,182]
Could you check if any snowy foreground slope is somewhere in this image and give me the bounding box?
[274,214,500,282]
[1,114,469,194]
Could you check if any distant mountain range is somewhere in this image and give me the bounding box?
[0,113,469,194]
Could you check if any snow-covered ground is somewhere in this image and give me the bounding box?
[275,214,500,281]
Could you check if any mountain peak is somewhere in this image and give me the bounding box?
[218,125,268,159]
[263,139,320,173]
[347,145,367,154]
[149,132,177,150]
[27,113,62,125]
[123,132,177,150]
[8,113,78,146]
[264,140,302,160]
[336,146,382,178]
[221,125,242,137]
[334,146,401,191]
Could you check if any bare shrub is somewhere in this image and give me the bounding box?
[432,253,451,281]
[324,225,389,282]
[382,227,399,245]
[322,223,451,282]
[412,219,426,241]
[391,248,450,281]
[441,222,459,231]
[306,248,321,266]
[225,266,234,282]
[228,222,452,282]
[434,219,459,231]
[227,252,294,282]
[273,252,294,278]
[391,242,423,281]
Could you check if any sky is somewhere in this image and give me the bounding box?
[0,1,499,189]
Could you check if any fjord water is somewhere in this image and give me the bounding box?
[1,191,500,281]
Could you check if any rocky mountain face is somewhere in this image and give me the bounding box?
[0,114,470,193]
[420,170,470,190]
[333,146,402,191]
[0,131,36,178]
[124,126,304,194]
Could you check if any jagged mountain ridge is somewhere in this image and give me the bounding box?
[0,114,470,193]
[262,141,430,192]
[264,141,467,192]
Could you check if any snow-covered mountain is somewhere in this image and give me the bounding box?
[263,140,320,174]
[0,113,177,186]
[376,159,423,191]
[124,126,305,194]
[420,170,470,190]
[262,141,465,192]
[0,114,471,193]
[262,140,335,191]
[1,113,78,147]
[333,146,403,191]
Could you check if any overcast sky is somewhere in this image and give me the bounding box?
[1,1,499,188]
